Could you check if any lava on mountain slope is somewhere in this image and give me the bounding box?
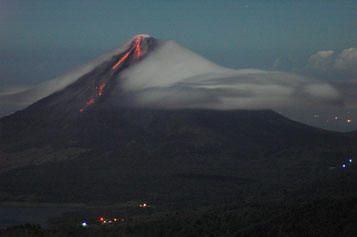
[80,35,149,113]
[79,79,108,113]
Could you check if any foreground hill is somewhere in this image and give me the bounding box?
[0,107,354,204]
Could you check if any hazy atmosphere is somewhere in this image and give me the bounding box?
[1,1,357,236]
[1,0,357,131]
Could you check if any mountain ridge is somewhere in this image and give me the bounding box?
[0,35,355,204]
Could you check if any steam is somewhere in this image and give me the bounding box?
[0,49,119,113]
[0,39,346,117]
[117,41,341,110]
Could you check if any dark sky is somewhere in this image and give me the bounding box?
[1,0,356,87]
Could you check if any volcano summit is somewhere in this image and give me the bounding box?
[0,34,340,116]
[0,35,354,204]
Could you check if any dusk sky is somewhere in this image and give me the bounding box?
[1,0,357,131]
[1,0,356,87]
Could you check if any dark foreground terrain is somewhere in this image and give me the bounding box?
[0,164,356,236]
[0,109,355,204]
[1,198,356,237]
[1,109,357,236]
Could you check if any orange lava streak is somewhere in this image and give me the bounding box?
[97,81,107,96]
[80,98,95,113]
[112,51,131,70]
[79,80,108,112]
[134,36,143,58]
[112,35,144,70]
[81,35,146,113]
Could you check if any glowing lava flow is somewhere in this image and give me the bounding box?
[79,80,108,113]
[111,35,144,70]
[111,51,131,70]
[80,35,145,113]
[134,35,144,58]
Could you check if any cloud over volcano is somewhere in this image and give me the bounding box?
[117,39,341,110]
[0,35,343,116]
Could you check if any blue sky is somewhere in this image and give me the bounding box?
[1,0,356,86]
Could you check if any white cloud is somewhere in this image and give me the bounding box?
[308,50,335,71]
[0,49,119,111]
[334,48,357,74]
[0,40,347,117]
[116,41,341,110]
[308,48,357,78]
[304,84,340,99]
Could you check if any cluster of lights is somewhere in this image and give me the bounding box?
[80,216,126,228]
[139,202,150,208]
[80,201,151,228]
[341,158,353,169]
[98,216,125,224]
[313,114,353,125]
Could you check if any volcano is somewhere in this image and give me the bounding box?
[0,35,355,204]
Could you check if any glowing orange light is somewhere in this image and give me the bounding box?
[81,35,147,113]
[97,81,107,96]
[112,51,131,70]
[112,35,144,70]
[79,80,109,112]
[79,98,95,112]
[134,36,143,58]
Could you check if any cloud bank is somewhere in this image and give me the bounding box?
[304,47,357,110]
[117,41,341,110]
[308,48,357,79]
[0,49,120,114]
[0,40,351,117]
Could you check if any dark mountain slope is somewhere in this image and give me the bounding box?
[0,35,355,204]
[0,107,354,203]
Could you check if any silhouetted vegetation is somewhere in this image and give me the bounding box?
[0,198,356,237]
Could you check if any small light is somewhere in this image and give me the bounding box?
[349,159,352,163]
[139,203,149,208]
[347,119,352,124]
[81,221,88,227]
[342,163,347,168]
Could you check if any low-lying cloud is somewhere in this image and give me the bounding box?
[0,49,120,115]
[0,40,353,118]
[118,41,341,110]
